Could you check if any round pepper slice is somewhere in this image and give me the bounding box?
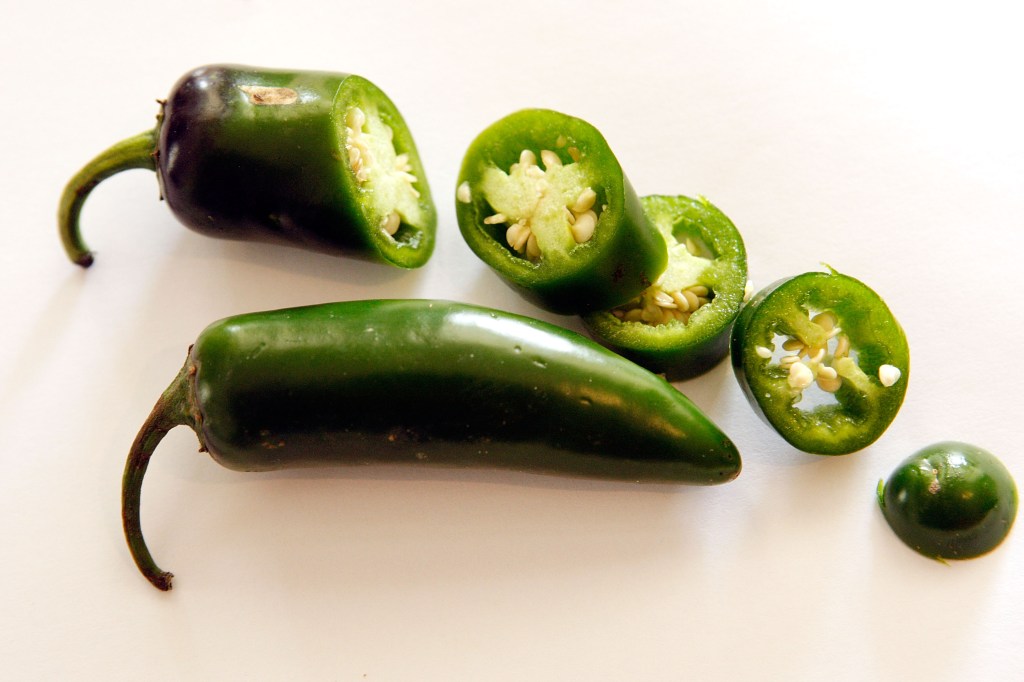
[878,442,1017,560]
[59,64,436,268]
[455,109,667,314]
[582,195,747,380]
[731,269,909,455]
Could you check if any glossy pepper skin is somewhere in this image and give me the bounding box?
[455,109,666,314]
[731,270,909,455]
[582,195,747,380]
[878,442,1017,560]
[59,65,436,268]
[123,300,741,590]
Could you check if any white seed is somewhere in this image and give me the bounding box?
[811,311,837,333]
[456,181,472,204]
[519,149,537,167]
[683,289,700,310]
[507,222,530,251]
[483,213,507,225]
[878,364,902,387]
[381,211,401,236]
[525,233,541,260]
[817,366,838,380]
[782,338,805,352]
[671,291,691,311]
[355,168,369,182]
[685,237,700,256]
[572,188,597,214]
[834,334,851,359]
[808,347,826,365]
[540,150,562,169]
[816,374,843,393]
[827,326,843,340]
[755,345,773,359]
[348,146,361,167]
[780,354,801,367]
[571,210,597,243]
[624,309,644,322]
[788,361,815,390]
[687,285,710,297]
[744,280,754,301]
[347,107,366,130]
[653,290,676,308]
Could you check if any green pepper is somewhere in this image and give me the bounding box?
[59,64,436,268]
[582,195,748,380]
[123,299,740,590]
[878,442,1017,560]
[731,269,909,455]
[455,109,667,314]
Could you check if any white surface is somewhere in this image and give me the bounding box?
[3,1,1022,679]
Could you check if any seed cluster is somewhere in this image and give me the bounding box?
[344,106,420,237]
[755,310,902,402]
[612,239,714,326]
[479,147,599,262]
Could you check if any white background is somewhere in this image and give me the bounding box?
[3,1,1022,679]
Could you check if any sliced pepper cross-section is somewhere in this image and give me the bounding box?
[455,109,667,314]
[731,269,910,455]
[583,195,748,380]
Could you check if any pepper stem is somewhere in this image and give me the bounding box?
[58,129,158,267]
[122,360,193,591]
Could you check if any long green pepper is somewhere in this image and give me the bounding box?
[122,300,741,590]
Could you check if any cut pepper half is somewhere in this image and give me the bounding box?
[582,195,747,380]
[455,109,666,314]
[731,269,909,455]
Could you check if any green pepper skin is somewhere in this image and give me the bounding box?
[123,300,740,590]
[455,109,667,314]
[582,195,748,380]
[878,442,1017,560]
[731,270,909,455]
[60,65,436,268]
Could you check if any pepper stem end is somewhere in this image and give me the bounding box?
[122,359,193,591]
[59,129,158,267]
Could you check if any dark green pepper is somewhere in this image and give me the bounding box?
[455,109,666,314]
[878,442,1017,560]
[123,299,740,590]
[731,269,909,455]
[582,195,748,380]
[59,64,436,268]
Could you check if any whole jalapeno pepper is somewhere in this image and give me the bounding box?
[731,269,909,455]
[877,442,1017,560]
[582,195,748,380]
[59,65,436,268]
[123,300,741,590]
[455,109,667,314]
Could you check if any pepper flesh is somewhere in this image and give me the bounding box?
[878,442,1017,560]
[123,300,741,590]
[731,270,909,455]
[583,195,747,380]
[59,64,436,268]
[455,109,666,314]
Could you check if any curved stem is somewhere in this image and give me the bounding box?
[122,361,193,591]
[58,129,158,267]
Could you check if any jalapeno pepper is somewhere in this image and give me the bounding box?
[878,442,1017,560]
[455,109,666,314]
[123,299,740,590]
[581,195,747,380]
[731,269,909,455]
[59,64,436,268]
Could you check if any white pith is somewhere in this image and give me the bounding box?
[756,309,902,406]
[344,105,423,237]
[477,147,597,262]
[612,232,714,326]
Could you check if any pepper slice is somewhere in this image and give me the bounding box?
[59,64,436,268]
[122,300,741,590]
[455,109,666,314]
[731,269,909,455]
[877,442,1017,560]
[582,195,747,380]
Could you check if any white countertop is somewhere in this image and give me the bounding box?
[3,1,1022,679]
